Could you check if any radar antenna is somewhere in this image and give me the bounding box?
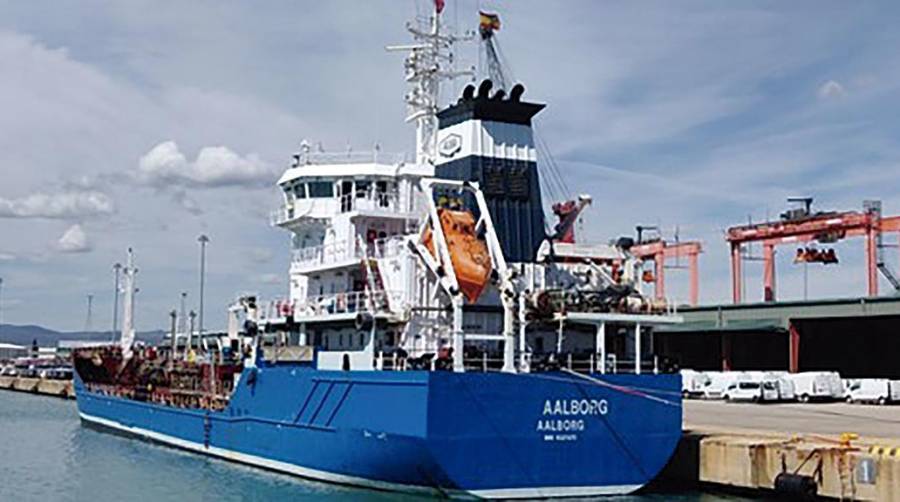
[387,2,473,164]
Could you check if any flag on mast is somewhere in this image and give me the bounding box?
[435,0,445,14]
[479,11,501,32]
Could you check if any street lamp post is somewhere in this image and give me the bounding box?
[0,277,4,340]
[198,235,209,336]
[112,263,122,341]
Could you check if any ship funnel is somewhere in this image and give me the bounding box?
[434,79,546,262]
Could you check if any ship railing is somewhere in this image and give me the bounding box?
[373,350,664,375]
[270,189,419,227]
[269,199,335,226]
[291,236,407,269]
[266,290,404,319]
[300,150,408,166]
[536,353,663,375]
[337,192,411,215]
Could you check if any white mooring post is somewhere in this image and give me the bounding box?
[596,322,606,375]
[634,323,642,375]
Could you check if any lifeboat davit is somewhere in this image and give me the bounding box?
[422,208,493,303]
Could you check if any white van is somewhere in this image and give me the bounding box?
[765,371,796,402]
[739,371,794,402]
[845,379,900,405]
[701,372,742,400]
[680,370,711,399]
[787,372,844,402]
[722,374,779,403]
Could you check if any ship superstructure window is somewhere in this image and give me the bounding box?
[293,182,307,199]
[375,180,392,207]
[340,180,353,212]
[308,181,334,198]
[355,181,370,198]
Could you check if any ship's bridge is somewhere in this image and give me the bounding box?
[271,157,433,228]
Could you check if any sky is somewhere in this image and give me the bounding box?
[2,0,900,331]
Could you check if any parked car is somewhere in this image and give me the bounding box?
[680,369,711,398]
[845,379,900,405]
[787,372,844,402]
[0,366,17,376]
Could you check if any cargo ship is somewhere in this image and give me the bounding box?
[73,4,683,498]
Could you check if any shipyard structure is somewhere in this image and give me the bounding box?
[632,199,900,379]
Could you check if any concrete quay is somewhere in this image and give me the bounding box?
[661,400,900,500]
[0,375,74,399]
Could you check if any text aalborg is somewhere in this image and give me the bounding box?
[536,398,609,437]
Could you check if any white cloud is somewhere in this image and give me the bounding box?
[0,252,15,261]
[817,80,847,99]
[57,224,92,253]
[136,140,274,188]
[0,190,114,219]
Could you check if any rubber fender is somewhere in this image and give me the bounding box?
[773,472,817,498]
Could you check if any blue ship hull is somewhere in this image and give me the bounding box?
[74,366,681,498]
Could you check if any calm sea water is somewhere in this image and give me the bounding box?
[0,391,752,502]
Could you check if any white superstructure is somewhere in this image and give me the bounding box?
[257,8,680,374]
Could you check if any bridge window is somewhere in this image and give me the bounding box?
[293,183,307,199]
[308,181,334,198]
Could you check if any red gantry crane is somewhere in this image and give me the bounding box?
[631,226,703,306]
[726,198,900,303]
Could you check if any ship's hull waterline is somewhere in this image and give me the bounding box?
[75,367,681,499]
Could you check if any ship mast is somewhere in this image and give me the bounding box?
[387,2,472,165]
[120,248,137,360]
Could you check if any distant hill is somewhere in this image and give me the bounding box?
[0,324,166,348]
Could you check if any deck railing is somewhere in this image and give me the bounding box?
[290,236,407,269]
[264,290,404,319]
[271,190,418,227]
[371,350,664,375]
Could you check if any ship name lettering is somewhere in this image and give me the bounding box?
[542,398,608,416]
[536,419,584,433]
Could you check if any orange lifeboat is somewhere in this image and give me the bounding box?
[422,208,493,303]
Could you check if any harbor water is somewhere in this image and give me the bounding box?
[0,391,750,501]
